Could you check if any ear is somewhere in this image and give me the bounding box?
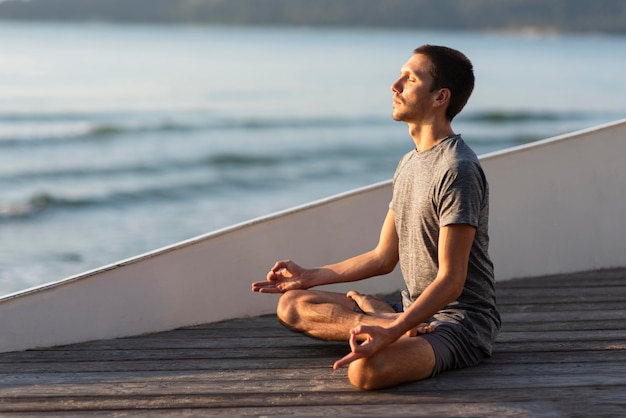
[433,88,451,108]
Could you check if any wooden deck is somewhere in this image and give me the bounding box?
[1,268,625,417]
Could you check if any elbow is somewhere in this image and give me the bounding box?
[370,247,398,276]
[378,255,398,275]
[380,263,396,275]
[450,282,464,301]
[440,272,466,303]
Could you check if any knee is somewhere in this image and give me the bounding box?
[347,358,382,391]
[347,342,434,390]
[347,356,405,390]
[276,290,308,330]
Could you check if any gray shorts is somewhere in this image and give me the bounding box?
[356,299,486,377]
[420,321,485,377]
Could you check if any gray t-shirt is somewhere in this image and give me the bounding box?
[391,134,500,355]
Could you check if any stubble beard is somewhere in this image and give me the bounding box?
[392,97,420,123]
[392,103,408,122]
[392,107,414,123]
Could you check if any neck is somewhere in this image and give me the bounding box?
[408,122,455,152]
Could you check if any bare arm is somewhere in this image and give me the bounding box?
[333,223,475,368]
[251,209,399,293]
[389,223,474,331]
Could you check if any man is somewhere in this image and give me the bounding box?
[251,45,500,390]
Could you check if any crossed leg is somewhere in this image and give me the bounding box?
[276,289,436,389]
[346,334,436,390]
[276,289,398,341]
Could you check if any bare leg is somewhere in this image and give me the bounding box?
[346,290,397,317]
[347,335,436,390]
[346,290,435,335]
[276,289,396,341]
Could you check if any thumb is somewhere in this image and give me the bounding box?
[333,350,364,370]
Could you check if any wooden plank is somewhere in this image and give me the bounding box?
[4,336,623,367]
[495,293,626,305]
[496,268,626,288]
[501,309,626,322]
[2,398,624,418]
[0,345,348,364]
[496,329,626,343]
[497,285,626,296]
[500,319,626,332]
[14,316,625,352]
[3,326,624,365]
[3,346,623,375]
[4,335,331,352]
[2,344,623,372]
[0,403,580,417]
[0,355,338,374]
[494,340,626,352]
[2,384,626,414]
[150,401,625,418]
[484,350,626,364]
[1,361,625,393]
[499,301,625,312]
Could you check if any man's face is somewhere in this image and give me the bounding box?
[390,54,438,123]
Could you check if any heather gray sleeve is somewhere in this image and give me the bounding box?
[436,160,487,228]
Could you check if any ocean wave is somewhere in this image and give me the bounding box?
[0,112,96,122]
[205,154,281,167]
[0,113,390,146]
[0,144,398,220]
[0,150,285,183]
[1,164,161,183]
[0,188,174,220]
[460,110,589,123]
[0,171,284,220]
[0,192,96,220]
[0,120,200,145]
[0,108,609,146]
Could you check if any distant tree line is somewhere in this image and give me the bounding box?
[1,0,625,33]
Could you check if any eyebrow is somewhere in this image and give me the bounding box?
[400,66,424,79]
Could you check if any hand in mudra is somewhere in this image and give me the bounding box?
[251,260,308,293]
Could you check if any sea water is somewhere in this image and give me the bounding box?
[1,22,625,296]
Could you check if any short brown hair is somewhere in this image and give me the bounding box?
[413,45,474,121]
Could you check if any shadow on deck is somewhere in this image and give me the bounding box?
[1,269,625,416]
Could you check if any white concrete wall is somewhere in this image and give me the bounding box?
[482,119,626,279]
[1,119,625,353]
[0,182,404,353]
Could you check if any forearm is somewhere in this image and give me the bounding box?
[259,209,399,293]
[304,209,399,288]
[387,224,474,336]
[388,273,464,338]
[305,248,397,288]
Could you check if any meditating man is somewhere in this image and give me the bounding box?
[251,45,501,390]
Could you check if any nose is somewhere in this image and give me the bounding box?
[391,77,403,94]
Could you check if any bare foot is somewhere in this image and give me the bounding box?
[406,322,437,337]
[347,290,397,318]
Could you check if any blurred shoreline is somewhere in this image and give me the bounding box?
[1,0,625,34]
